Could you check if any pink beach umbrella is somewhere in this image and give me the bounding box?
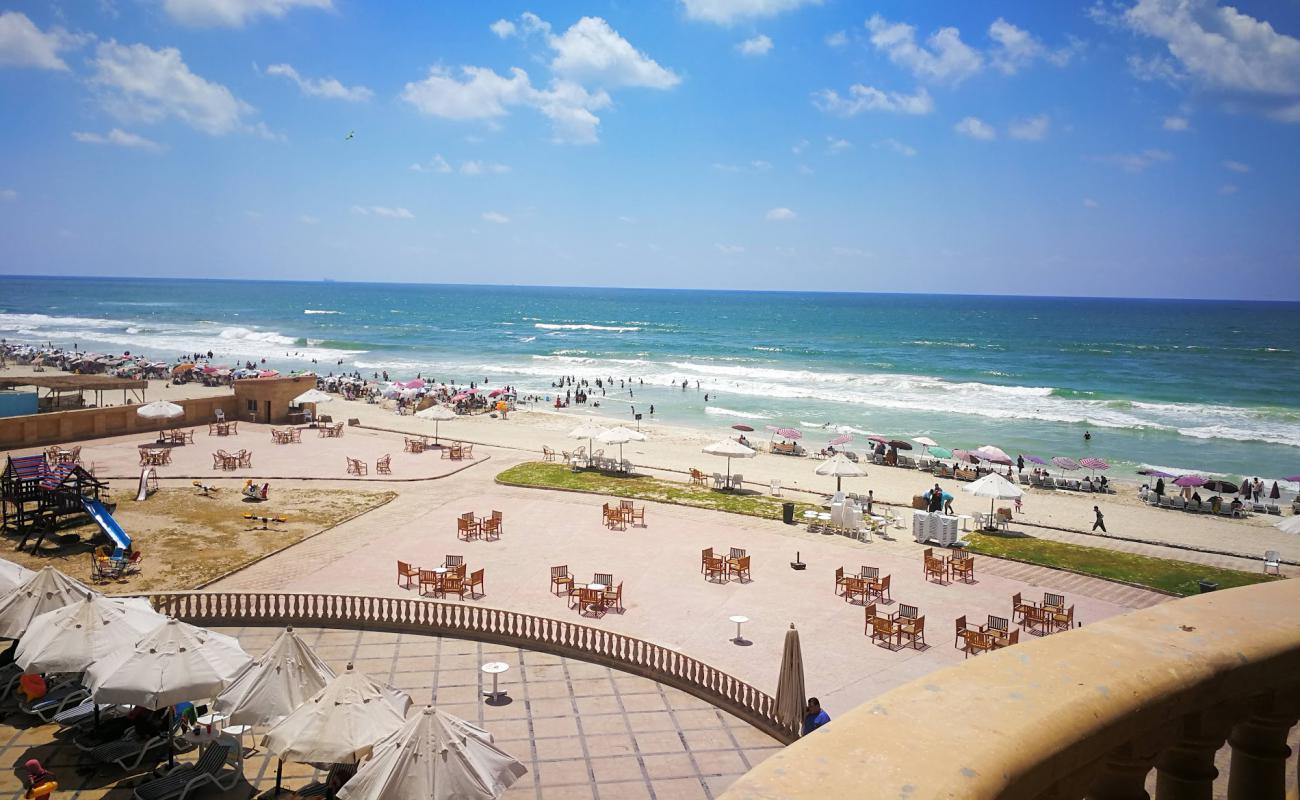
[1079,457,1110,472]
[867,434,890,445]
[952,449,977,464]
[973,445,1013,465]
[1021,454,1047,466]
[1051,456,1080,472]
[1173,475,1206,488]
[828,434,852,447]
[488,389,504,397]
[776,428,803,440]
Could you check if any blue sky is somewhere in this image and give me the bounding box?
[1,0,1298,299]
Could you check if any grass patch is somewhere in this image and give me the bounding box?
[964,532,1278,597]
[497,462,818,521]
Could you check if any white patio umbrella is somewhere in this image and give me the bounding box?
[568,420,607,458]
[338,706,527,800]
[912,436,939,448]
[136,400,184,420]
[16,594,164,673]
[214,627,336,728]
[263,663,413,768]
[293,388,334,406]
[1274,516,1300,535]
[814,453,866,492]
[415,404,456,443]
[0,558,34,595]
[701,439,755,486]
[773,624,805,736]
[598,426,646,462]
[961,473,1024,526]
[0,566,95,640]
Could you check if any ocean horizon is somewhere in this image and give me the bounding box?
[2,274,1297,482]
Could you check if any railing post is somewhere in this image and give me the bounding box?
[1085,742,1157,800]
[1154,711,1230,800]
[1226,692,1299,800]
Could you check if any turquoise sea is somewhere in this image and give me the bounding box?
[2,275,1298,482]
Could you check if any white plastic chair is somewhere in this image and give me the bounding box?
[1264,550,1282,576]
[770,478,782,496]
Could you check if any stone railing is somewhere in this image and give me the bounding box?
[140,591,797,744]
[721,578,1300,800]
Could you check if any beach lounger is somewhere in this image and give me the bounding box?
[132,742,239,800]
[1159,496,1172,508]
[1253,503,1267,514]
[296,764,356,798]
[20,682,90,722]
[1266,504,1281,515]
[1019,473,1030,485]
[90,726,177,770]
[1171,497,1186,511]
[53,699,124,729]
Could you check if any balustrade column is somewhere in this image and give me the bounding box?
[1085,742,1158,800]
[1226,694,1298,800]
[1154,712,1229,800]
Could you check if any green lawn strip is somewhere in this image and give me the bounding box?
[964,532,1277,597]
[497,462,819,521]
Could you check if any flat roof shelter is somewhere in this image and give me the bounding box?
[0,375,148,410]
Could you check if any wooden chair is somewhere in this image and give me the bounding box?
[868,608,898,650]
[704,557,728,583]
[842,576,868,605]
[467,569,485,599]
[375,454,391,475]
[961,629,994,658]
[923,551,948,584]
[567,584,585,610]
[861,565,880,579]
[689,468,707,487]
[481,510,502,540]
[593,572,613,588]
[702,548,714,574]
[575,587,602,617]
[601,503,625,530]
[898,614,926,650]
[731,556,752,583]
[726,548,746,574]
[1050,604,1074,634]
[346,457,367,476]
[1011,592,1035,623]
[457,516,479,541]
[542,446,556,462]
[954,615,969,649]
[866,574,891,603]
[1043,592,1066,613]
[441,573,466,601]
[397,560,418,589]
[627,504,645,526]
[950,554,974,583]
[445,555,464,569]
[991,628,1019,650]
[237,449,252,468]
[212,452,225,469]
[1021,605,1052,636]
[550,565,573,595]
[834,566,848,595]
[418,569,440,596]
[602,582,622,612]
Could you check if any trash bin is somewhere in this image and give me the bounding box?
[782,502,795,525]
[1197,579,1218,593]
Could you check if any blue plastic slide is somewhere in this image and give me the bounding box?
[81,498,131,554]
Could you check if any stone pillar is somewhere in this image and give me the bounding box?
[1226,695,1298,800]
[1154,712,1229,800]
[1086,743,1156,800]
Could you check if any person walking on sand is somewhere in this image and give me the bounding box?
[1092,505,1106,532]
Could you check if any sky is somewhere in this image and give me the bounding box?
[1,0,1298,299]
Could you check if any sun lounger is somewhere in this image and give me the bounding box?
[1266,504,1281,515]
[53,699,124,729]
[296,763,356,798]
[20,681,90,722]
[91,725,179,770]
[132,741,239,800]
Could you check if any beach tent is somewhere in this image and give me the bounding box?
[337,707,527,800]
[264,663,412,767]
[16,594,164,674]
[0,566,96,640]
[815,453,866,491]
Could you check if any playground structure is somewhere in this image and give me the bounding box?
[1,454,111,552]
[242,479,269,501]
[136,466,158,501]
[192,481,220,496]
[242,513,287,530]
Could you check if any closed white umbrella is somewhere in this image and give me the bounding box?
[415,404,456,443]
[814,453,866,491]
[338,706,527,800]
[701,439,755,487]
[16,594,164,673]
[0,566,96,640]
[598,426,646,461]
[293,389,334,406]
[264,663,413,767]
[215,627,336,728]
[961,473,1024,526]
[0,558,35,595]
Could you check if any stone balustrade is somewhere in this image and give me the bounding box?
[720,578,1300,799]
[137,591,798,743]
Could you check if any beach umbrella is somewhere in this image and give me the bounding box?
[293,389,333,406]
[136,400,184,420]
[731,424,754,432]
[1270,482,1280,500]
[568,420,608,457]
[828,433,852,447]
[598,426,646,461]
[416,405,457,443]
[927,447,954,460]
[16,594,165,674]
[337,706,527,800]
[888,440,913,451]
[0,566,96,640]
[953,449,978,465]
[1173,475,1206,488]
[815,453,866,491]
[1202,480,1238,494]
[1051,456,1080,472]
[962,473,1024,525]
[773,624,805,736]
[487,389,504,398]
[1275,516,1300,535]
[973,445,1013,465]
[264,663,413,767]
[701,439,755,483]
[867,434,890,445]
[775,427,802,440]
[912,437,938,448]
[1284,476,1300,483]
[1138,468,1174,478]
[0,558,34,595]
[214,627,336,728]
[1079,457,1110,473]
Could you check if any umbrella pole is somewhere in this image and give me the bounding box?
[837,476,842,491]
[167,706,175,768]
[275,759,283,795]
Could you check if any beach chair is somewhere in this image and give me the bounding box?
[21,681,91,722]
[689,468,707,487]
[132,741,239,800]
[296,764,355,799]
[712,472,725,489]
[91,720,181,770]
[481,510,502,539]
[898,614,925,650]
[704,556,728,583]
[1263,550,1282,576]
[732,473,744,489]
[1266,504,1281,515]
[457,514,479,541]
[441,573,466,600]
[602,582,623,612]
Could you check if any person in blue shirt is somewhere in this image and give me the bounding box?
[802,697,830,735]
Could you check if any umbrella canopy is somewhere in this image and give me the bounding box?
[1051,456,1080,472]
[568,421,608,456]
[773,624,805,735]
[775,427,802,440]
[926,447,954,460]
[293,389,334,405]
[828,433,852,447]
[1173,475,1206,488]
[598,426,646,461]
[215,627,337,728]
[1138,468,1174,478]
[16,594,165,674]
[1202,480,1239,494]
[731,424,754,432]
[136,400,185,420]
[888,440,913,451]
[86,618,251,709]
[701,439,756,482]
[962,473,1024,521]
[1079,457,1110,471]
[912,436,938,448]
[0,566,96,640]
[815,453,866,491]
[952,449,978,464]
[867,435,889,445]
[1284,476,1300,483]
[337,707,527,800]
[264,663,413,767]
[1275,516,1300,535]
[416,405,457,443]
[1021,454,1047,466]
[973,445,1013,465]
[0,558,34,595]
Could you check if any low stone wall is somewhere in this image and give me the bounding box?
[0,394,238,450]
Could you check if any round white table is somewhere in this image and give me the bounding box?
[729,615,749,644]
[481,662,510,701]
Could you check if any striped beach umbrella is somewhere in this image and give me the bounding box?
[1021,454,1047,466]
[776,427,802,440]
[828,433,852,447]
[1079,457,1110,471]
[1051,456,1080,472]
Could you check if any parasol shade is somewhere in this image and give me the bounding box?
[888,440,913,451]
[912,436,938,447]
[1021,454,1047,465]
[1079,457,1110,471]
[1051,456,1080,471]
[775,427,802,440]
[136,400,184,420]
[731,424,754,432]
[973,445,1012,465]
[1202,479,1238,494]
[1173,475,1206,488]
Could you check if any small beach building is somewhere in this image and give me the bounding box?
[233,375,318,424]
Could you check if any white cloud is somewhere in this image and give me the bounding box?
[248,121,286,142]
[831,246,870,257]
[825,136,851,153]
[825,30,848,48]
[812,84,934,115]
[0,11,89,70]
[875,138,917,156]
[1222,159,1250,173]
[711,162,741,172]
[1163,115,1190,130]
[89,41,253,135]
[715,243,745,253]
[548,16,680,89]
[791,138,809,155]
[482,211,510,224]
[798,164,813,175]
[1127,52,1186,85]
[1008,114,1050,141]
[1218,183,1238,194]
[265,63,372,102]
[681,0,821,25]
[299,214,318,224]
[353,205,413,219]
[460,160,510,175]
[71,128,163,150]
[1083,197,1100,208]
[1093,149,1173,172]
[0,188,16,202]
[489,19,516,38]
[160,0,331,28]
[955,116,996,140]
[765,207,797,221]
[866,14,983,85]
[410,154,452,174]
[737,35,773,56]
[751,159,772,169]
[988,18,1081,75]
